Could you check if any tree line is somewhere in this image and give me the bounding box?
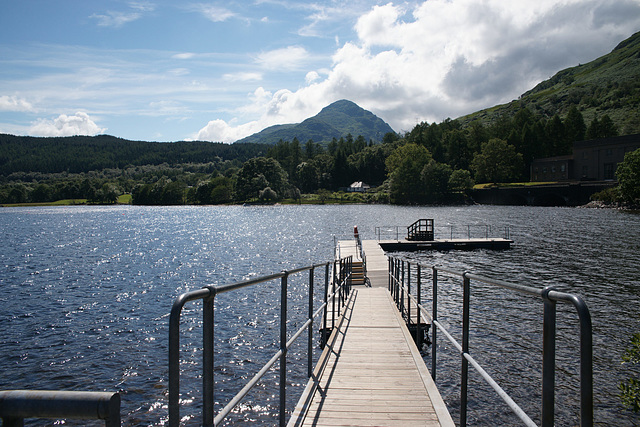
[0,134,267,175]
[0,105,624,206]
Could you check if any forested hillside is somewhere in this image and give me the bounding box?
[0,134,267,175]
[459,31,640,134]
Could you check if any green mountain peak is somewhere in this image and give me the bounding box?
[234,99,395,145]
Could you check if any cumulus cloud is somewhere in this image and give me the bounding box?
[305,71,321,84]
[0,95,35,112]
[196,0,640,141]
[195,119,261,143]
[30,112,106,137]
[195,86,321,142]
[255,46,310,70]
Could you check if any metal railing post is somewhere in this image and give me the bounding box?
[417,264,422,348]
[339,259,344,313]
[347,256,352,296]
[553,292,593,426]
[169,307,181,427]
[203,296,214,426]
[279,272,288,427]
[308,267,314,378]
[578,304,594,427]
[407,263,411,323]
[541,287,556,427]
[388,258,392,292]
[400,261,405,314]
[392,258,396,302]
[332,261,337,330]
[432,267,438,381]
[323,263,329,347]
[393,258,397,300]
[390,258,395,299]
[460,273,471,427]
[396,259,400,306]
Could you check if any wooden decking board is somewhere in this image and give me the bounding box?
[289,285,454,427]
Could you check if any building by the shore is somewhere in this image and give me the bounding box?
[531,133,640,182]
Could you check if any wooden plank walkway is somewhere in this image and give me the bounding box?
[336,239,388,287]
[361,240,388,288]
[289,240,454,427]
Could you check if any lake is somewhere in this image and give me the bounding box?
[1,205,638,425]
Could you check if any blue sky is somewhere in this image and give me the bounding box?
[1,1,640,143]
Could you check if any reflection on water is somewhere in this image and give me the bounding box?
[0,205,638,425]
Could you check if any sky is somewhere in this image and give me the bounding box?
[1,1,640,143]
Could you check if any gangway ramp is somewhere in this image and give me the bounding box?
[290,277,454,426]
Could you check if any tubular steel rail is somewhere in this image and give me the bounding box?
[388,256,593,427]
[376,224,511,241]
[168,257,353,427]
[407,219,434,241]
[0,390,120,427]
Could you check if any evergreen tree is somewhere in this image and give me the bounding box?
[546,115,566,154]
[564,105,586,143]
[586,115,618,139]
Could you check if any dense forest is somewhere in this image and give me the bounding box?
[0,134,267,175]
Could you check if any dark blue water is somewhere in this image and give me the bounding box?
[1,205,638,426]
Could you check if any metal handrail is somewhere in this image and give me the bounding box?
[168,257,353,427]
[375,224,511,241]
[388,256,593,427]
[0,390,120,426]
[407,219,434,241]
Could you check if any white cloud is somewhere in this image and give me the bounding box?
[172,52,196,60]
[305,71,320,84]
[195,86,323,142]
[90,2,155,28]
[195,119,262,143]
[354,3,402,47]
[196,0,640,141]
[29,112,106,137]
[190,4,236,22]
[129,1,155,12]
[0,95,35,112]
[255,46,310,70]
[89,2,155,28]
[223,72,263,82]
[91,11,141,28]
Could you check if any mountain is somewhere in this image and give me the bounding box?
[458,31,640,134]
[235,100,395,145]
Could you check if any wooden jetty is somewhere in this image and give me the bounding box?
[289,240,455,427]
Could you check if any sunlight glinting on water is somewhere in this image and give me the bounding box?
[1,204,638,425]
